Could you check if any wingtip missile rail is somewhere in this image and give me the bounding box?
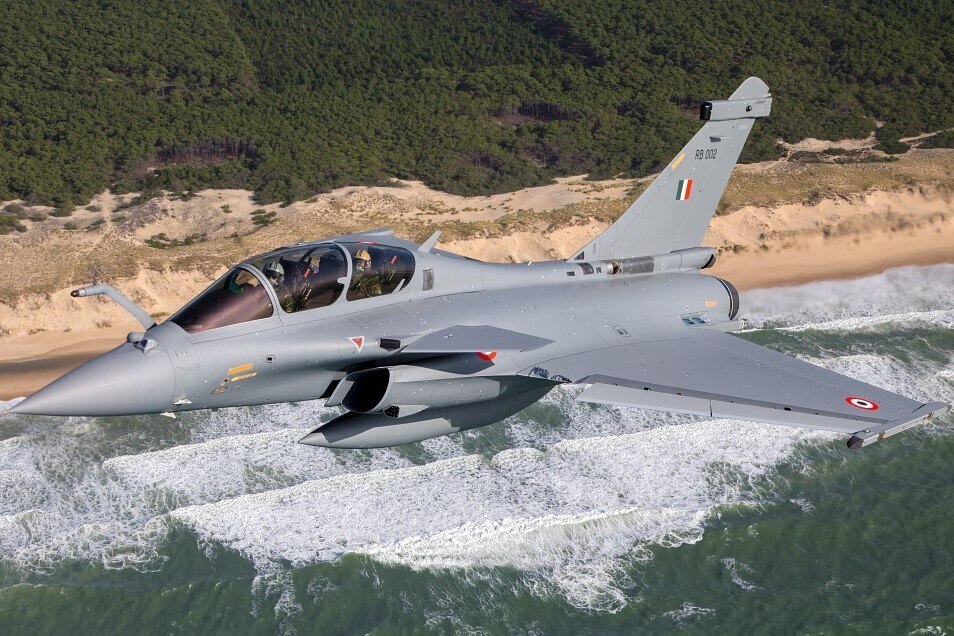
[847,402,951,449]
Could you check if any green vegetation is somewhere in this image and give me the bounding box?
[921,130,954,149]
[251,209,277,227]
[875,123,911,154]
[0,214,26,234]
[0,1,950,206]
[145,232,207,249]
[3,204,27,218]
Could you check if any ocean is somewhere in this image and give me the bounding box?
[1,264,952,635]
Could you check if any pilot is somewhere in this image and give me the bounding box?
[287,252,322,310]
[350,248,386,298]
[353,249,372,274]
[262,261,284,287]
[262,261,296,312]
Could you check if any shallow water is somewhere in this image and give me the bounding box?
[1,265,952,634]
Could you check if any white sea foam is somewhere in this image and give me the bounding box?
[104,429,411,506]
[790,498,814,513]
[0,469,48,514]
[808,354,954,405]
[778,309,954,333]
[720,557,762,591]
[741,264,954,329]
[0,436,39,472]
[185,399,341,442]
[0,392,476,579]
[0,423,420,575]
[908,627,948,636]
[662,602,716,625]
[0,397,24,413]
[171,419,827,611]
[0,347,947,608]
[251,571,303,635]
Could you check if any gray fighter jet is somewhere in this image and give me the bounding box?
[9,77,949,449]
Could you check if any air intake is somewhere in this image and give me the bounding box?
[715,278,740,320]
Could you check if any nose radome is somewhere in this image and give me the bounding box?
[8,343,175,416]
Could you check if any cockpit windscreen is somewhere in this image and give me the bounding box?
[170,267,275,333]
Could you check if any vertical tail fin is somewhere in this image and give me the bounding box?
[571,77,771,261]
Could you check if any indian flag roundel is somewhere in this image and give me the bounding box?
[676,178,693,201]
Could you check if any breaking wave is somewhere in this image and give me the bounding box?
[742,264,954,330]
[171,420,826,611]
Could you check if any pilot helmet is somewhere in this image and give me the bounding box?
[262,261,285,285]
[354,249,372,272]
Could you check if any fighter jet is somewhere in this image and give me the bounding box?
[9,77,949,449]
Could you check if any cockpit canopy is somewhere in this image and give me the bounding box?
[169,242,416,334]
[170,266,274,334]
[250,244,349,314]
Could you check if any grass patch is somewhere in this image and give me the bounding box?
[251,209,277,227]
[49,205,74,217]
[146,232,207,249]
[0,214,27,233]
[4,203,28,218]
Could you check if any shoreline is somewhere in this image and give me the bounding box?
[2,241,951,401]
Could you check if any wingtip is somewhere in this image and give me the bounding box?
[847,401,950,449]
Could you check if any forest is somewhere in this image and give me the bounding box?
[0,0,950,206]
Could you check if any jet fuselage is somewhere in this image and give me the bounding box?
[13,240,735,440]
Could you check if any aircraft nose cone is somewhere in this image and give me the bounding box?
[8,343,175,416]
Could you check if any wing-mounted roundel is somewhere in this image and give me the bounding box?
[845,396,878,411]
